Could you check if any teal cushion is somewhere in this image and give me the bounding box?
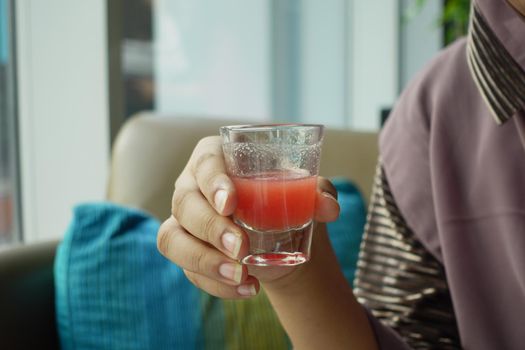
[327,178,367,285]
[54,179,365,349]
[54,204,202,349]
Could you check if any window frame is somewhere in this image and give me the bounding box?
[0,0,22,245]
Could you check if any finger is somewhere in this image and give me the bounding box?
[184,270,260,299]
[315,177,340,223]
[157,216,249,284]
[171,185,248,260]
[317,176,338,199]
[190,136,237,216]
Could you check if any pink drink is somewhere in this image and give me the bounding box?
[232,172,317,231]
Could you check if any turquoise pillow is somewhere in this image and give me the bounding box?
[54,204,202,349]
[54,179,365,349]
[327,178,367,285]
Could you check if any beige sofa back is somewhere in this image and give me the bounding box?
[108,113,379,220]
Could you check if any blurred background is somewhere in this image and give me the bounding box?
[0,0,469,246]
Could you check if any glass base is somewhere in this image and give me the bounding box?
[236,220,313,267]
[242,252,308,266]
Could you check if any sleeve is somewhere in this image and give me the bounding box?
[353,162,461,350]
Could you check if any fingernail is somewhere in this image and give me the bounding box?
[221,232,241,258]
[219,263,242,284]
[237,284,257,297]
[214,189,228,213]
[322,191,337,202]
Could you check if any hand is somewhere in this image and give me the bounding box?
[157,136,340,299]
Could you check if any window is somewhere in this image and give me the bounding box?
[2,0,444,244]
[0,0,20,244]
[152,0,400,129]
[114,0,442,131]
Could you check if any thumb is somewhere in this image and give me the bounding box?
[314,177,340,223]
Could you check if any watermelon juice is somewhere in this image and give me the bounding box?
[232,172,317,231]
[231,171,317,266]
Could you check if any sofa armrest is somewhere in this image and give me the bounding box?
[0,240,60,348]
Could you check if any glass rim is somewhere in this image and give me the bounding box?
[220,123,324,133]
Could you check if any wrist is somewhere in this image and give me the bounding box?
[259,256,312,294]
[260,223,341,294]
[256,223,378,350]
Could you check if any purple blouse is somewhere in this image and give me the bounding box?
[359,0,525,348]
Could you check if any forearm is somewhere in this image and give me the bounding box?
[261,224,378,350]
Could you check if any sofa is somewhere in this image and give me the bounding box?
[0,113,378,348]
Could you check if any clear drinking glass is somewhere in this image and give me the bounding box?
[220,124,324,266]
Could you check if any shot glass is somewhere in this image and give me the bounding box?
[220,124,324,266]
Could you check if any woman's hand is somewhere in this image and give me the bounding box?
[157,135,379,349]
[157,136,340,299]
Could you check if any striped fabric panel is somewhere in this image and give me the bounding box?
[467,3,525,124]
[353,164,461,349]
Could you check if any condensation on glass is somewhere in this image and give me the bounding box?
[0,0,21,244]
